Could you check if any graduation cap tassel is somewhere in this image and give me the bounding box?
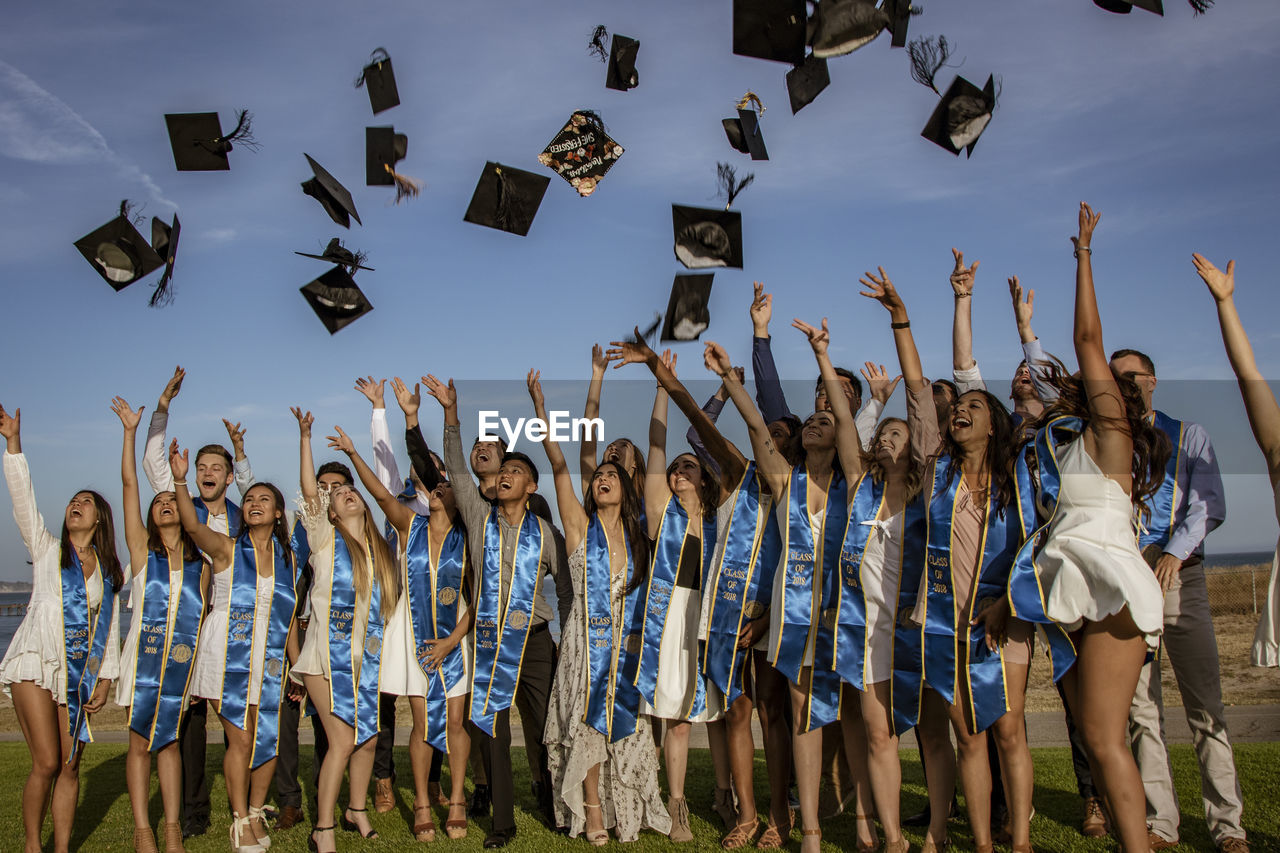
[1188,0,1213,15]
[716,162,754,210]
[148,275,174,308]
[493,167,524,232]
[588,25,609,61]
[907,35,953,96]
[384,164,422,203]
[576,109,607,135]
[217,109,259,152]
[355,47,392,88]
[119,199,146,227]
[735,91,765,116]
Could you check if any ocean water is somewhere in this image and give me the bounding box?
[0,591,128,664]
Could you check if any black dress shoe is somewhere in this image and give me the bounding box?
[902,805,931,827]
[469,784,491,818]
[483,827,515,848]
[182,816,210,839]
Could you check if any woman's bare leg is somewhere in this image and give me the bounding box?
[155,741,183,826]
[789,670,823,853]
[754,651,792,833]
[991,663,1033,851]
[345,737,376,834]
[407,696,431,810]
[583,762,604,835]
[839,684,878,849]
[861,681,903,845]
[664,720,692,800]
[946,697,993,849]
[303,676,356,846]
[215,701,255,846]
[12,681,64,853]
[725,694,758,826]
[446,694,471,828]
[917,688,956,849]
[125,726,154,829]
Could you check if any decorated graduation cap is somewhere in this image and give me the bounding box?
[672,164,751,270]
[733,0,808,65]
[910,37,997,157]
[73,200,164,291]
[355,48,400,115]
[1093,0,1212,14]
[661,275,715,343]
[301,154,362,228]
[148,215,180,307]
[810,0,892,58]
[723,92,769,160]
[539,111,624,198]
[300,266,373,334]
[463,161,551,235]
[786,54,830,113]
[366,127,421,202]
[164,110,258,171]
[294,237,375,272]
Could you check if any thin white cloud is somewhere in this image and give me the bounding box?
[201,227,238,244]
[0,59,175,209]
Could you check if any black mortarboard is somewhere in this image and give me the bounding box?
[540,112,624,197]
[164,110,257,171]
[355,48,400,115]
[661,275,715,343]
[733,0,807,65]
[722,94,768,160]
[73,202,164,290]
[366,126,421,201]
[921,74,996,157]
[300,266,373,334]
[884,0,919,47]
[148,215,180,307]
[605,34,640,91]
[463,162,550,236]
[301,154,362,228]
[294,237,375,271]
[810,0,891,58]
[786,54,831,113]
[1093,0,1165,13]
[672,206,743,270]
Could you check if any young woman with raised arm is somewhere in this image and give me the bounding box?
[701,334,855,853]
[580,343,649,507]
[0,404,121,853]
[861,265,1036,853]
[1193,253,1280,667]
[1008,204,1171,853]
[328,417,474,841]
[524,368,669,844]
[112,397,208,853]
[169,437,295,853]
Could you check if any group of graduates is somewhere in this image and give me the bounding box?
[1,204,1267,853]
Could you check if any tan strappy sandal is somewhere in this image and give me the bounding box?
[584,801,608,847]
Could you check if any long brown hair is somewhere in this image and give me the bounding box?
[862,418,924,500]
[605,438,647,504]
[584,462,650,593]
[1029,357,1170,512]
[146,492,200,563]
[940,390,1019,512]
[331,490,399,620]
[59,490,123,590]
[234,482,295,574]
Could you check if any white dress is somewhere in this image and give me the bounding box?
[640,527,715,722]
[859,510,904,685]
[0,452,121,700]
[1031,438,1164,648]
[115,560,189,706]
[1251,480,1280,667]
[189,565,275,705]
[290,513,372,683]
[767,507,827,669]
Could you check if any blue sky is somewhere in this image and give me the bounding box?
[2,0,1279,580]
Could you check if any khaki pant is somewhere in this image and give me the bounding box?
[1128,559,1246,845]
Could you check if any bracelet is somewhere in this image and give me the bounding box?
[1074,246,1092,258]
[891,320,910,329]
[173,479,187,486]
[954,292,971,299]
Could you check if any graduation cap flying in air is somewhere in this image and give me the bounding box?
[589,26,640,91]
[1092,0,1213,15]
[661,275,715,343]
[300,265,374,334]
[294,238,375,273]
[672,163,751,270]
[164,110,259,171]
[723,92,769,161]
[301,154,362,228]
[809,0,919,58]
[463,162,551,236]
[355,48,400,115]
[73,200,182,306]
[539,111,624,197]
[909,36,998,157]
[366,127,421,202]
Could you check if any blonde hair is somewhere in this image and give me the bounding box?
[332,496,400,619]
[862,418,924,500]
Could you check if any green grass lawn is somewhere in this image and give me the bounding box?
[2,743,1277,851]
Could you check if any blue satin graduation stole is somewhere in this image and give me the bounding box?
[702,463,781,707]
[194,496,241,534]
[326,530,385,746]
[129,548,206,750]
[1140,411,1185,551]
[633,496,716,721]
[582,515,645,740]
[889,495,929,735]
[771,464,847,732]
[290,517,311,578]
[405,514,467,750]
[920,455,1034,733]
[470,508,543,736]
[219,535,295,768]
[60,548,118,753]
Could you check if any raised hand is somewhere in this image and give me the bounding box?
[1192,254,1235,303]
[168,439,189,480]
[590,343,608,375]
[355,376,386,409]
[327,426,356,455]
[950,248,979,297]
[111,397,144,431]
[0,404,21,444]
[290,407,314,437]
[527,369,545,411]
[158,366,185,409]
[222,418,247,458]
[604,330,656,369]
[1009,275,1035,328]
[792,317,830,356]
[422,375,457,410]
[659,349,678,379]
[861,362,901,404]
[750,281,773,336]
[391,377,421,417]
[703,341,733,377]
[859,267,907,319]
[1073,201,1101,251]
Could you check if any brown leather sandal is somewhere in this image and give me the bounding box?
[413,804,436,842]
[721,819,758,850]
[445,801,468,840]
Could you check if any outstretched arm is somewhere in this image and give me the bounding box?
[579,344,608,490]
[527,370,588,549]
[169,440,233,564]
[393,377,443,491]
[861,268,940,451]
[706,342,789,498]
[329,427,416,536]
[1009,276,1058,403]
[750,282,795,423]
[292,407,321,513]
[358,376,403,495]
[143,366,184,493]
[1194,254,1280,486]
[112,397,148,567]
[1070,204,1126,426]
[794,318,864,481]
[950,249,986,393]
[223,418,254,499]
